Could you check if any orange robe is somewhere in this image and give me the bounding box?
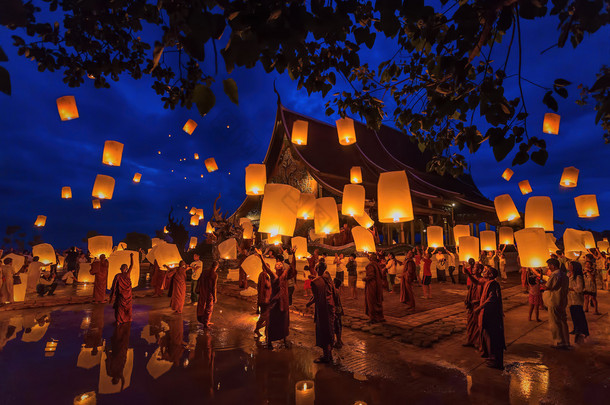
[167,266,187,313]
[364,261,385,323]
[90,259,109,302]
[109,269,132,324]
[197,269,218,326]
[400,260,416,307]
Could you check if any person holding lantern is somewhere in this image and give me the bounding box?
[0,257,15,304]
[526,268,544,322]
[364,253,385,324]
[197,261,218,328]
[109,253,134,324]
[165,261,188,314]
[90,254,109,304]
[307,270,336,363]
[189,254,203,304]
[151,260,166,297]
[545,258,570,349]
[267,248,297,349]
[254,254,272,339]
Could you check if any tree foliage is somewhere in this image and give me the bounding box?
[1,0,608,175]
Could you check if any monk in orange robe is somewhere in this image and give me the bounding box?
[307,270,336,363]
[400,251,416,309]
[475,267,505,370]
[364,253,385,323]
[166,261,187,314]
[109,253,134,324]
[254,256,272,339]
[105,321,131,391]
[463,260,483,349]
[197,261,218,328]
[151,260,166,297]
[267,249,296,348]
[90,254,109,303]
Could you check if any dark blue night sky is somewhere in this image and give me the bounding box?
[0,11,608,250]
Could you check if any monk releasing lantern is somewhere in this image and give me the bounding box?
[336,117,356,145]
[378,170,414,223]
[291,236,308,259]
[88,235,113,259]
[453,225,470,246]
[205,158,218,172]
[34,215,47,227]
[426,226,443,248]
[33,243,56,265]
[341,184,365,217]
[354,212,374,229]
[480,230,497,251]
[519,180,532,195]
[314,197,340,235]
[190,216,199,226]
[501,168,514,181]
[62,186,72,199]
[206,222,214,234]
[240,217,254,239]
[559,166,578,188]
[183,119,197,134]
[56,96,79,121]
[542,113,560,135]
[107,250,140,289]
[494,194,520,222]
[498,226,514,245]
[458,236,479,262]
[352,226,376,253]
[514,228,548,268]
[259,184,300,236]
[350,166,362,184]
[189,237,197,250]
[524,196,554,231]
[92,174,115,200]
[291,120,308,145]
[92,199,101,209]
[133,173,142,183]
[102,141,124,166]
[574,195,599,218]
[245,164,266,195]
[297,193,315,220]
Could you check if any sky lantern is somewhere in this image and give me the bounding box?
[194,153,199,160]
[336,117,357,145]
[597,240,609,252]
[259,184,300,236]
[196,209,204,220]
[354,212,374,229]
[453,225,470,246]
[34,215,47,227]
[582,231,595,249]
[498,226,514,245]
[183,119,197,134]
[92,199,101,209]
[291,236,308,259]
[350,166,362,184]
[494,194,520,222]
[546,233,559,253]
[240,217,254,239]
[501,168,514,181]
[267,234,282,245]
[480,230,497,251]
[574,194,599,218]
[88,235,113,259]
[241,255,265,281]
[107,250,140,289]
[542,113,560,135]
[33,243,56,265]
[148,243,182,268]
[133,173,142,183]
[102,141,124,166]
[377,170,414,223]
[458,236,479,262]
[563,228,588,252]
[514,228,548,268]
[151,238,163,247]
[315,197,340,235]
[559,166,578,188]
[518,180,533,195]
[426,226,444,248]
[189,237,197,250]
[189,207,197,215]
[524,196,554,231]
[291,119,308,145]
[205,158,218,172]
[341,184,365,217]
[245,163,267,195]
[352,226,375,253]
[163,226,168,234]
[206,222,214,234]
[92,174,115,199]
[190,215,199,226]
[116,242,127,251]
[297,193,316,220]
[56,96,79,121]
[62,186,72,199]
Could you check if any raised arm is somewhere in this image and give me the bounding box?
[128,253,134,275]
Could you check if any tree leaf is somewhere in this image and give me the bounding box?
[542,91,558,112]
[555,87,568,98]
[0,46,7,62]
[0,66,11,95]
[222,78,238,105]
[530,149,548,166]
[512,150,529,166]
[193,84,215,116]
[553,78,571,87]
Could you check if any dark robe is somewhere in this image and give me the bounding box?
[238,253,248,289]
[306,254,319,277]
[109,269,132,324]
[151,262,166,296]
[161,315,185,366]
[465,267,482,348]
[478,279,506,368]
[105,322,131,390]
[364,261,385,323]
[197,269,218,326]
[84,303,105,352]
[267,259,295,342]
[310,274,335,348]
[167,265,187,313]
[400,259,416,307]
[90,259,109,303]
[256,269,272,333]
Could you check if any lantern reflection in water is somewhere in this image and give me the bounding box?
[509,363,549,405]
[73,391,96,405]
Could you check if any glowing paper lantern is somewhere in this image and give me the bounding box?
[92,174,115,199]
[546,233,559,253]
[582,231,595,249]
[218,238,237,260]
[352,226,375,253]
[297,193,316,220]
[79,264,95,282]
[245,164,267,196]
[542,113,560,135]
[291,236,308,259]
[102,140,124,166]
[524,196,554,231]
[241,255,264,281]
[494,194,520,222]
[56,96,79,121]
[514,228,548,268]
[453,225,470,246]
[194,153,199,160]
[147,243,181,268]
[458,236,479,262]
[259,184,300,236]
[205,158,218,172]
[240,217,254,239]
[426,226,444,248]
[342,184,365,217]
[350,166,362,184]
[563,229,587,253]
[378,171,414,223]
[189,207,197,215]
[501,168,514,181]
[519,180,532,195]
[206,222,214,234]
[354,212,374,229]
[189,237,197,250]
[559,166,578,188]
[291,120,308,145]
[190,216,200,226]
[34,215,47,227]
[336,117,357,145]
[267,234,282,245]
[116,242,127,251]
[314,197,340,235]
[92,199,101,209]
[163,226,169,234]
[107,250,140,289]
[597,240,609,252]
[480,230,497,251]
[62,186,72,199]
[151,238,163,247]
[133,173,142,183]
[574,195,599,218]
[183,119,197,134]
[196,209,204,220]
[498,226,514,245]
[88,235,113,259]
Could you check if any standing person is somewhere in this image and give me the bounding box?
[189,254,203,305]
[400,251,416,309]
[583,260,600,315]
[447,249,457,284]
[413,247,423,285]
[151,260,166,297]
[346,254,358,300]
[498,247,507,281]
[109,253,134,324]
[567,261,589,343]
[332,278,344,349]
[267,249,296,349]
[527,268,543,322]
[165,261,187,314]
[385,253,397,293]
[421,251,433,299]
[238,247,248,289]
[307,249,319,278]
[545,258,570,349]
[333,253,346,293]
[90,254,109,304]
[26,256,44,293]
[254,255,272,339]
[435,249,447,283]
[363,253,385,323]
[285,257,297,306]
[463,259,481,348]
[197,261,218,328]
[307,271,336,363]
[0,258,15,304]
[64,247,79,279]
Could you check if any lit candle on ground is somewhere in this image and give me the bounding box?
[295,380,314,405]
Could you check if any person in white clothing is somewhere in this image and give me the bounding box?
[26,257,44,293]
[385,253,397,293]
[189,254,203,304]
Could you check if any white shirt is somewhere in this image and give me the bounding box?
[386,258,397,275]
[446,252,455,268]
[190,260,203,280]
[335,257,346,272]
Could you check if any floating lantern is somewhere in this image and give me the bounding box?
[218,238,237,260]
[267,234,282,245]
[245,164,267,195]
[189,237,197,250]
[259,184,300,236]
[147,243,181,268]
[514,228,548,267]
[458,236,479,263]
[116,242,127,251]
[559,166,578,188]
[92,199,101,209]
[190,216,199,226]
[354,212,374,229]
[350,166,362,184]
[34,215,47,227]
[297,193,316,220]
[519,180,533,195]
[501,168,514,181]
[453,225,470,246]
[206,222,214,234]
[342,184,365,217]
[240,217,254,239]
[542,113,560,135]
[133,173,142,183]
[62,186,72,199]
[33,243,56,265]
[597,240,609,252]
[189,207,197,215]
[196,209,204,220]
[377,170,414,223]
[546,233,559,253]
[205,158,218,172]
[194,153,199,160]
[56,96,79,121]
[582,231,595,249]
[291,236,308,259]
[352,226,375,253]
[295,380,315,405]
[574,195,599,218]
[163,226,169,234]
[498,226,514,245]
[524,196,554,231]
[102,140,124,166]
[314,197,340,235]
[151,238,163,248]
[480,230,497,251]
[92,174,115,200]
[291,120,308,145]
[563,229,587,253]
[427,226,444,248]
[604,237,608,242]
[88,235,113,259]
[183,119,197,134]
[239,255,263,281]
[107,250,140,289]
[336,117,357,145]
[494,194,520,222]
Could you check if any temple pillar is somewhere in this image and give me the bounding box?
[399,223,405,244]
[410,221,416,245]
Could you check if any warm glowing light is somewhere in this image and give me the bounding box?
[458,236,479,262]
[453,225,470,246]
[163,226,168,234]
[427,226,444,248]
[546,233,559,253]
[196,209,204,220]
[378,171,413,223]
[194,153,199,160]
[574,194,599,218]
[501,168,514,181]
[597,240,609,252]
[291,236,308,259]
[56,96,79,121]
[354,212,374,229]
[342,184,365,217]
[267,234,282,245]
[147,243,182,268]
[336,117,357,145]
[92,199,101,209]
[88,235,113,259]
[190,216,199,226]
[183,119,197,135]
[33,243,56,265]
[559,166,578,188]
[133,173,142,183]
[245,163,267,196]
[514,228,548,267]
[498,226,514,245]
[519,180,533,195]
[291,120,308,146]
[480,230,496,251]
[314,197,340,235]
[352,226,375,253]
[295,380,315,405]
[92,174,115,200]
[259,184,300,236]
[102,140,124,166]
[524,196,554,231]
[34,215,47,227]
[350,166,363,184]
[494,194,520,222]
[205,222,214,233]
[205,158,218,172]
[107,250,140,288]
[189,237,197,250]
[240,217,254,239]
[297,193,316,220]
[542,113,560,135]
[62,186,72,199]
